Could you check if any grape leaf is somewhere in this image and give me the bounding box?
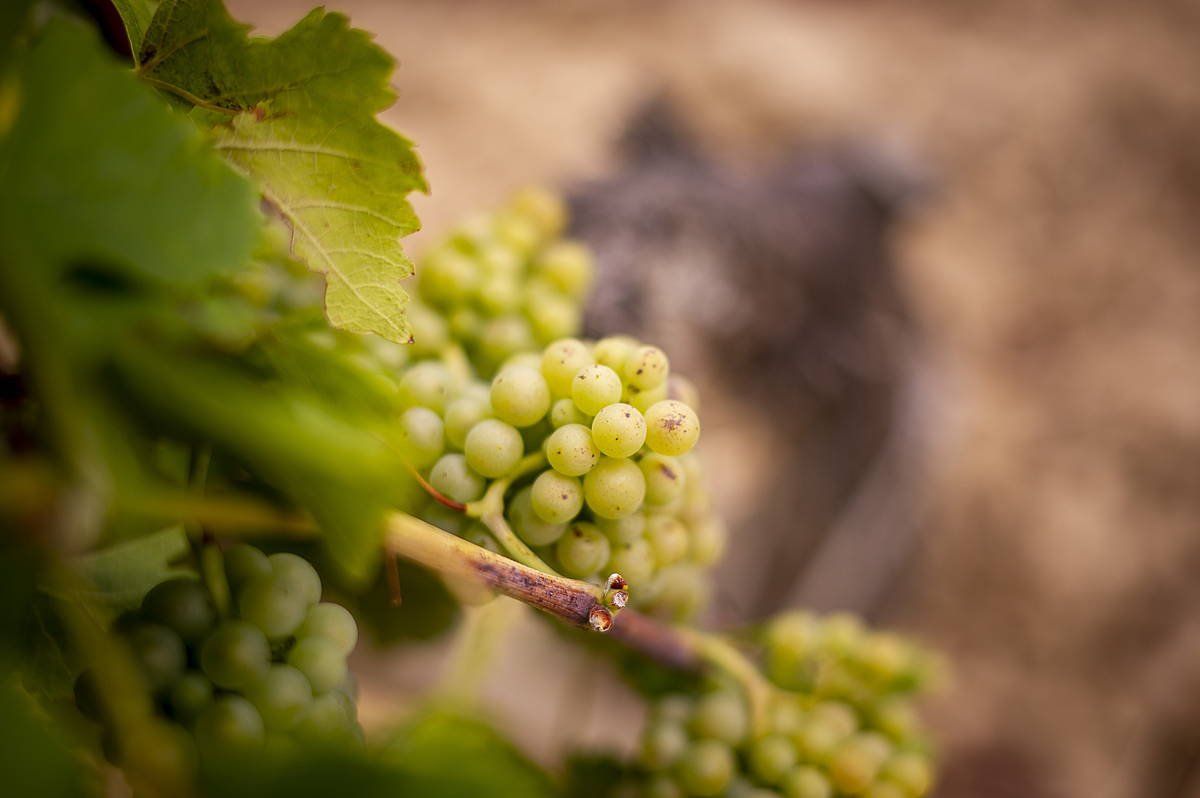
[138,0,427,343]
[112,0,160,54]
[56,526,192,615]
[0,683,84,798]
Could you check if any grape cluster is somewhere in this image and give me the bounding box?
[74,545,361,764]
[635,683,933,798]
[397,333,724,620]
[407,187,594,374]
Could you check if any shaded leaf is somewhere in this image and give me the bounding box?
[111,0,160,55]
[52,526,192,615]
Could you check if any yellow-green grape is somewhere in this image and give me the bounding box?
[406,301,450,358]
[463,522,502,555]
[400,361,454,412]
[689,690,749,746]
[644,400,700,456]
[244,664,312,731]
[583,456,646,519]
[859,633,910,683]
[555,522,611,578]
[448,213,493,254]
[477,273,522,316]
[880,752,933,796]
[828,733,892,795]
[822,613,866,656]
[780,766,832,798]
[571,364,623,415]
[649,563,707,619]
[677,739,735,797]
[593,335,638,373]
[122,623,186,692]
[477,240,523,276]
[238,574,308,640]
[646,515,688,567]
[502,352,544,373]
[478,316,535,369]
[201,621,270,690]
[530,470,584,524]
[550,397,589,428]
[541,338,594,397]
[873,698,919,742]
[399,406,445,468]
[591,403,647,458]
[508,486,567,546]
[168,672,214,724]
[429,453,486,503]
[597,511,645,544]
[810,701,859,739]
[463,419,523,478]
[629,381,669,413]
[606,538,655,585]
[641,720,688,769]
[268,553,322,606]
[654,695,693,724]
[640,453,686,506]
[525,286,581,344]
[444,394,492,450]
[791,718,841,763]
[749,734,799,785]
[623,345,669,391]
[195,695,265,756]
[864,783,906,798]
[224,543,271,593]
[768,698,808,737]
[296,603,357,656]
[544,423,600,476]
[689,518,728,566]
[667,374,701,411]
[420,249,480,306]
[490,365,551,427]
[449,306,482,341]
[534,241,593,299]
[286,637,347,695]
[509,186,566,239]
[492,210,541,255]
[646,776,684,798]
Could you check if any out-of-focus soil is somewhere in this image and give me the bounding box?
[232,2,1200,796]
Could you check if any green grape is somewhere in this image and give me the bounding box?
[598,511,646,544]
[630,381,669,413]
[541,338,594,397]
[792,719,841,763]
[168,672,214,724]
[667,374,701,411]
[297,602,358,656]
[238,575,308,639]
[639,453,686,506]
[859,634,910,682]
[592,336,638,373]
[399,406,445,468]
[583,457,646,519]
[399,361,454,412]
[501,350,543,373]
[549,397,589,428]
[555,522,611,578]
[526,289,580,344]
[406,301,450,357]
[294,691,358,742]
[766,611,820,667]
[534,241,593,298]
[201,620,271,690]
[420,249,480,306]
[477,273,522,316]
[591,402,647,458]
[509,186,566,238]
[641,720,688,768]
[194,695,265,755]
[423,500,469,535]
[429,454,487,503]
[689,691,748,746]
[449,214,493,253]
[677,739,735,797]
[647,564,706,620]
[571,364,623,415]
[268,553,322,607]
[530,470,584,524]
[477,316,535,370]
[287,637,347,695]
[873,698,918,741]
[828,734,890,794]
[224,543,272,593]
[689,518,727,566]
[646,515,689,567]
[449,306,482,341]
[821,613,866,655]
[141,578,216,644]
[245,664,313,731]
[476,239,524,275]
[654,695,693,724]
[864,783,907,798]
[122,622,186,692]
[749,734,798,785]
[463,522,502,554]
[606,538,655,586]
[508,486,567,546]
[780,766,832,798]
[493,210,541,254]
[490,365,551,427]
[544,423,600,476]
[444,394,492,450]
[644,400,700,456]
[768,698,807,737]
[811,701,859,739]
[645,775,684,798]
[880,752,933,796]
[623,345,669,391]
[464,418,524,478]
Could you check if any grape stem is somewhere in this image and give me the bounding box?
[405,462,467,512]
[465,453,561,574]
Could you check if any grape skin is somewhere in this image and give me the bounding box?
[583,457,646,519]
[644,400,700,456]
[544,423,600,476]
[287,637,347,695]
[592,336,638,374]
[597,511,646,544]
[534,241,593,299]
[443,394,491,450]
[201,620,271,690]
[238,574,309,640]
[399,361,454,412]
[224,543,271,593]
[123,622,187,692]
[750,734,798,785]
[530,470,584,524]
[169,672,214,724]
[555,522,611,578]
[591,403,647,458]
[677,739,735,796]
[268,553,322,607]
[780,766,832,798]
[297,603,358,656]
[606,538,656,585]
[689,691,749,746]
[541,338,594,397]
[195,695,265,755]
[549,397,589,428]
[490,365,552,427]
[623,345,669,391]
[641,721,688,769]
[430,453,487,503]
[399,406,445,468]
[640,453,686,506]
[464,418,524,478]
[571,364,623,416]
[508,486,568,546]
[141,578,216,644]
[646,515,689,567]
[245,664,313,731]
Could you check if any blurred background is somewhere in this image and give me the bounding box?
[230,2,1200,797]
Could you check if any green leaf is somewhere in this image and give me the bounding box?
[112,0,160,55]
[0,682,85,798]
[55,527,192,616]
[138,0,426,343]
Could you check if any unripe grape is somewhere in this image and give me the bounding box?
[141,578,216,644]
[449,306,482,341]
[238,574,309,639]
[555,522,611,578]
[880,752,933,796]
[476,240,523,275]
[606,538,655,585]
[592,336,637,373]
[201,620,271,689]
[597,511,645,544]
[689,691,748,746]
[478,316,535,369]
[443,394,491,449]
[828,734,891,794]
[464,418,524,478]
[535,241,593,298]
[168,672,214,724]
[623,345,669,391]
[811,701,859,739]
[822,613,866,654]
[859,633,910,683]
[648,564,706,620]
[123,622,186,692]
[591,403,646,458]
[420,249,480,306]
[689,518,728,566]
[644,400,700,456]
[677,739,735,797]
[476,273,522,316]
[780,766,832,798]
[490,365,551,427]
[571,364,622,415]
[873,698,919,741]
[195,695,264,755]
[640,453,686,506]
[294,691,357,742]
[583,457,646,519]
[268,553,322,607]
[287,637,347,695]
[864,783,907,798]
[297,602,358,655]
[792,719,841,763]
[641,720,687,768]
[541,338,594,397]
[509,186,566,238]
[245,664,313,731]
[544,423,600,476]
[549,397,589,428]
[769,698,808,737]
[406,301,449,357]
[429,454,486,503]
[646,515,689,567]
[750,734,798,785]
[526,289,580,344]
[508,486,567,546]
[492,210,541,255]
[399,361,453,412]
[399,406,445,468]
[645,776,684,798]
[224,543,271,593]
[629,381,669,413]
[501,350,543,373]
[530,470,584,524]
